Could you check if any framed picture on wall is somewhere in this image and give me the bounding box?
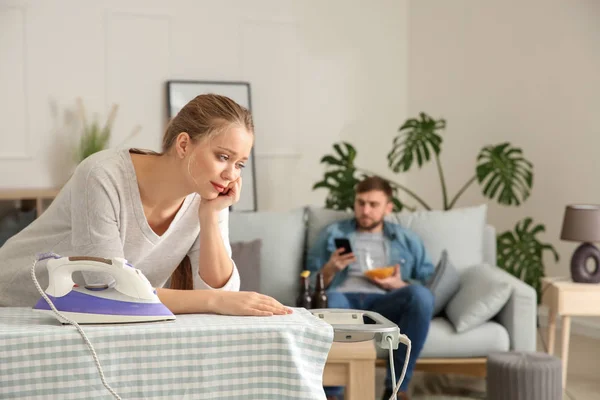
[166,80,258,212]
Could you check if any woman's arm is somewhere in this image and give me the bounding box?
[156,287,217,314]
[194,179,241,290]
[70,163,126,286]
[197,211,234,288]
[156,287,292,316]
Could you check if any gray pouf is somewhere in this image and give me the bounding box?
[486,352,562,400]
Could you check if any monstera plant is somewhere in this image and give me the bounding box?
[313,112,558,302]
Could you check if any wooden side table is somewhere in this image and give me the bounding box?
[541,277,600,388]
[323,341,376,400]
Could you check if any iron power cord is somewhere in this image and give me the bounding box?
[387,334,411,400]
[31,254,122,400]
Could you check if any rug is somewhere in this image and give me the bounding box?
[410,372,486,399]
[376,369,486,399]
[413,397,482,400]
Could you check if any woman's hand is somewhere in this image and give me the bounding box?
[213,291,293,317]
[198,177,242,218]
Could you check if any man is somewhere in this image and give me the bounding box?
[306,176,435,400]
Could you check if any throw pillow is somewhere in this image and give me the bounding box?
[445,264,513,333]
[426,250,461,317]
[387,204,487,271]
[230,239,262,293]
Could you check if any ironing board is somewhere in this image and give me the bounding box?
[0,307,334,399]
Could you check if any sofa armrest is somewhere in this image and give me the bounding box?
[482,264,537,352]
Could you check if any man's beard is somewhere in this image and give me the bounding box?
[356,217,384,232]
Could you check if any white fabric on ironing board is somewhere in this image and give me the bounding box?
[0,148,239,307]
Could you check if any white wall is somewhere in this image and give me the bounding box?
[407,0,600,278]
[0,0,409,211]
[3,0,599,269]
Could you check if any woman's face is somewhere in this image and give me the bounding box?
[186,125,253,199]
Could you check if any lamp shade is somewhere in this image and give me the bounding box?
[560,205,600,243]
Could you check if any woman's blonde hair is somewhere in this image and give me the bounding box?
[131,93,254,158]
[163,93,254,152]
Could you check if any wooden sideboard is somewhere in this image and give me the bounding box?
[0,188,62,217]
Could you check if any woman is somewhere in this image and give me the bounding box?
[0,94,291,317]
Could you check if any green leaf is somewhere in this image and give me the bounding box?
[313,142,363,211]
[320,142,356,169]
[476,142,534,206]
[387,112,445,173]
[319,156,344,166]
[496,217,560,304]
[78,119,111,162]
[312,181,334,190]
[391,196,405,212]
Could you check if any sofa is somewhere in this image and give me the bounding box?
[227,204,537,375]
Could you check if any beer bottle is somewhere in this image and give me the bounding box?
[296,271,313,309]
[312,272,328,309]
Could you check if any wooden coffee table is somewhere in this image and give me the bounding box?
[323,341,488,399]
[323,341,377,400]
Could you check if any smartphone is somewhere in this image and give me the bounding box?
[334,238,353,255]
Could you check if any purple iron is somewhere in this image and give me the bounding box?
[33,254,175,324]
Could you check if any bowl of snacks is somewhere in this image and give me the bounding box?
[364,266,396,280]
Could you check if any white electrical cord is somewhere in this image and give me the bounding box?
[387,334,411,400]
[31,255,122,400]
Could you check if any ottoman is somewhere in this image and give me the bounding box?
[486,352,562,400]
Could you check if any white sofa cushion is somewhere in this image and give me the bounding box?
[375,318,510,359]
[445,264,513,333]
[388,204,488,271]
[420,318,510,358]
[305,206,352,251]
[229,208,306,306]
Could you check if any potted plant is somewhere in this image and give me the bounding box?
[75,98,118,163]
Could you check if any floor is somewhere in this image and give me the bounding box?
[542,331,600,400]
[373,330,600,400]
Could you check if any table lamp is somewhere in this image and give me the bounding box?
[560,205,600,283]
